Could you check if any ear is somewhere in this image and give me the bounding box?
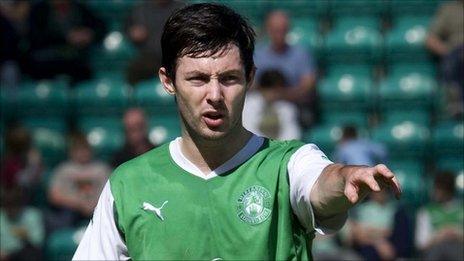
[158,67,176,95]
[246,66,256,91]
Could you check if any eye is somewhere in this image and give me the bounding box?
[220,75,241,85]
[187,76,209,86]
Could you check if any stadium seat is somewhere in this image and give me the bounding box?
[269,0,329,17]
[329,0,386,16]
[46,227,83,260]
[133,78,177,117]
[74,76,130,116]
[148,115,181,146]
[287,18,323,57]
[385,16,431,62]
[0,88,14,122]
[318,65,373,113]
[319,111,370,128]
[382,110,430,126]
[15,79,70,117]
[78,117,124,161]
[302,123,368,156]
[378,69,437,113]
[19,117,68,167]
[388,160,428,207]
[85,0,135,28]
[389,0,443,16]
[432,120,464,156]
[90,30,137,74]
[325,16,382,63]
[371,120,430,159]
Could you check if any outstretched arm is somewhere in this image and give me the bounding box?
[310,164,402,222]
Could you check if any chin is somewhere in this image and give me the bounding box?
[198,128,229,141]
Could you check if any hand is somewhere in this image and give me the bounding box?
[344,164,402,204]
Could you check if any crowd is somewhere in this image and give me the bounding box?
[1,0,463,260]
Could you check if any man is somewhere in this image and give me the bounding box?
[73,4,401,260]
[426,0,463,117]
[111,108,156,168]
[254,10,317,126]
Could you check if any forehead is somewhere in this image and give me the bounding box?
[176,45,244,75]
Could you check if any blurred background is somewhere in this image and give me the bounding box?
[0,0,462,260]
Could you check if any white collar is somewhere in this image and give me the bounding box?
[169,134,264,180]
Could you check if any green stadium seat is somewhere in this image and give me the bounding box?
[148,115,181,146]
[388,160,428,207]
[74,77,130,116]
[0,88,14,121]
[134,78,177,116]
[320,111,370,128]
[378,70,437,113]
[287,18,323,57]
[330,0,386,16]
[189,0,267,29]
[432,121,464,155]
[78,117,124,161]
[319,67,373,112]
[269,0,329,17]
[85,0,135,27]
[20,117,67,167]
[390,0,442,16]
[302,123,368,156]
[385,16,431,62]
[90,30,137,74]
[325,17,382,63]
[45,227,83,260]
[16,80,69,117]
[389,62,436,76]
[372,120,430,159]
[382,111,430,126]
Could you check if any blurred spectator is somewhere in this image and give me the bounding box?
[242,69,301,140]
[415,171,463,260]
[254,10,317,126]
[125,0,184,85]
[0,1,30,88]
[333,125,387,166]
[426,0,463,117]
[26,0,106,83]
[0,125,43,195]
[350,190,413,260]
[0,188,44,261]
[112,108,156,168]
[47,133,110,231]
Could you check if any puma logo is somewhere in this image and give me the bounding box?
[142,201,168,221]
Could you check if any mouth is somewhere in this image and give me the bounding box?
[202,111,225,128]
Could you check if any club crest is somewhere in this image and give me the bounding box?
[236,185,272,225]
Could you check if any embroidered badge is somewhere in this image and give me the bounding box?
[236,185,272,225]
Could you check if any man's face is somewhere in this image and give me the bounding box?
[124,111,147,146]
[266,12,289,49]
[160,45,251,140]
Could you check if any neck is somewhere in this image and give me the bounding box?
[179,126,252,175]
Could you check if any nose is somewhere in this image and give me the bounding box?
[206,80,224,105]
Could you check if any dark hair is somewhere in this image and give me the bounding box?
[342,125,358,140]
[161,3,256,82]
[434,171,456,195]
[258,69,287,89]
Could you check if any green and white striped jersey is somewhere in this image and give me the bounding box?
[73,135,344,260]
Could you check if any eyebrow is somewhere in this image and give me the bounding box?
[184,69,243,77]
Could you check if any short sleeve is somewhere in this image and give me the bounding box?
[72,182,129,260]
[288,144,346,234]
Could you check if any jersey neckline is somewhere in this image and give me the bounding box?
[168,134,265,180]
